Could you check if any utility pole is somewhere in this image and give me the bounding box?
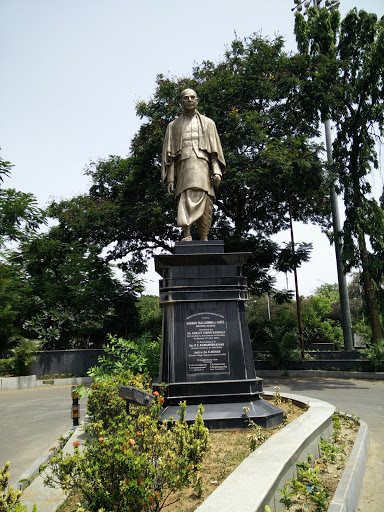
[292,0,354,351]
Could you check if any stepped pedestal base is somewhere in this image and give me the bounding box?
[154,240,283,429]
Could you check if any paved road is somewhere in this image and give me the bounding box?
[0,386,88,484]
[262,376,384,512]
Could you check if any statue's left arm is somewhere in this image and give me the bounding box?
[207,119,226,188]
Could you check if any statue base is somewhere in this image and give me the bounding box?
[154,240,283,429]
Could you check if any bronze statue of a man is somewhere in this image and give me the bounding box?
[161,88,226,241]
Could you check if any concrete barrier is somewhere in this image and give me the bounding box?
[0,375,36,390]
[197,392,334,512]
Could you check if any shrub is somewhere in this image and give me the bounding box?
[8,337,44,376]
[0,358,12,376]
[265,326,301,369]
[45,394,210,511]
[88,333,160,381]
[0,461,38,511]
[362,339,384,371]
[136,295,162,339]
[87,372,151,425]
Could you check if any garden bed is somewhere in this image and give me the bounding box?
[58,397,305,512]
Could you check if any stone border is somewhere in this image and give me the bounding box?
[256,369,384,380]
[36,377,93,387]
[196,392,368,512]
[328,418,369,512]
[19,422,88,512]
[0,375,36,390]
[0,376,92,390]
[11,428,73,491]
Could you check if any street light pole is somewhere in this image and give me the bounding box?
[292,0,354,351]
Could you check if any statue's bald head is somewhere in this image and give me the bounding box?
[181,89,198,114]
[181,88,198,101]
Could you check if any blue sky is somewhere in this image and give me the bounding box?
[1,0,384,295]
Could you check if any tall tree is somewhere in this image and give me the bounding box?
[295,7,384,341]
[0,151,46,246]
[332,9,384,341]
[5,229,142,350]
[50,34,330,295]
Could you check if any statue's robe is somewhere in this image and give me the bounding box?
[161,111,226,235]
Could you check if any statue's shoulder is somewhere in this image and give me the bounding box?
[170,114,183,125]
[199,112,216,126]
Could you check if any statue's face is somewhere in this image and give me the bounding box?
[181,89,198,114]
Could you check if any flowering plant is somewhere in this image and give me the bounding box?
[44,378,210,511]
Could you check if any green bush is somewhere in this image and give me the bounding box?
[136,295,162,339]
[8,337,44,376]
[265,325,301,369]
[362,339,384,371]
[45,389,210,511]
[0,461,38,511]
[87,372,151,426]
[0,358,12,376]
[88,333,160,381]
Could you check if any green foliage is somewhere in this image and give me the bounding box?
[8,337,44,376]
[248,283,347,350]
[49,33,329,294]
[0,461,38,511]
[245,416,268,452]
[136,295,162,339]
[0,151,46,247]
[295,4,384,340]
[0,358,13,376]
[87,372,151,425]
[0,259,21,354]
[45,388,210,512]
[362,339,384,371]
[0,190,46,247]
[0,151,12,182]
[319,437,344,463]
[265,326,301,370]
[5,233,142,349]
[278,486,294,509]
[88,333,161,381]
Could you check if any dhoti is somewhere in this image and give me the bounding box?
[177,189,214,238]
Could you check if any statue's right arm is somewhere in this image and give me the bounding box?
[166,161,175,195]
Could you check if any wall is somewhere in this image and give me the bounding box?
[30,349,103,378]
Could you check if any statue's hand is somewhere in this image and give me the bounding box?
[167,182,175,195]
[213,174,221,188]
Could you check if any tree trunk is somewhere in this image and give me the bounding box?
[350,136,383,341]
[359,232,383,341]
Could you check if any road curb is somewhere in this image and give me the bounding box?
[0,376,92,391]
[11,428,73,491]
[196,392,369,512]
[256,369,384,380]
[328,418,369,512]
[19,421,88,512]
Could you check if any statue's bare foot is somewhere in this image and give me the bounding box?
[181,236,192,241]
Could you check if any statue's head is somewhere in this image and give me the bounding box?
[181,88,198,114]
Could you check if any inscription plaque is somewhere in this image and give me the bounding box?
[185,312,230,374]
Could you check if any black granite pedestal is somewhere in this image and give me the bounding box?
[154,240,283,429]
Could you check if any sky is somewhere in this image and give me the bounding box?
[1,0,384,297]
